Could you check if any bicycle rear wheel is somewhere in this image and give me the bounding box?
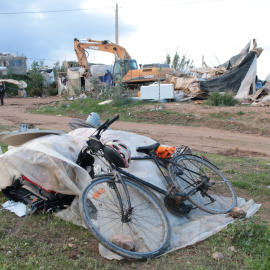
[79,175,171,260]
[168,155,237,214]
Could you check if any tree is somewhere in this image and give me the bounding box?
[172,52,180,70]
[27,60,44,96]
[165,53,171,65]
[166,51,194,72]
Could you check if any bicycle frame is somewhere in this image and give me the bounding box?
[112,154,210,200]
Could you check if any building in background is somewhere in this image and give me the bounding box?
[0,53,27,76]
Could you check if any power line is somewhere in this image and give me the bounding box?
[0,6,111,15]
[0,0,222,15]
[27,57,67,62]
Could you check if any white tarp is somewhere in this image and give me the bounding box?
[235,55,257,99]
[265,73,270,82]
[0,129,261,260]
[0,79,27,89]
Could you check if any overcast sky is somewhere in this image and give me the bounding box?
[1,0,269,79]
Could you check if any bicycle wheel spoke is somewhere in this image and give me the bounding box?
[168,155,237,214]
[131,215,164,234]
[125,215,164,248]
[91,197,120,215]
[80,176,170,260]
[128,219,164,250]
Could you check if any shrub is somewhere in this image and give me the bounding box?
[204,91,238,106]
[48,84,58,96]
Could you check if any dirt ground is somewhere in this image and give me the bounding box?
[1,96,270,160]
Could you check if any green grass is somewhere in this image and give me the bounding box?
[0,142,8,153]
[206,216,270,270]
[209,112,233,119]
[28,97,270,137]
[0,125,13,153]
[0,124,15,132]
[195,153,270,200]
[31,99,200,126]
[31,98,145,122]
[226,217,270,270]
[258,118,270,124]
[236,111,244,115]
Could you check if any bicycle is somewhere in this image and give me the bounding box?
[78,115,237,260]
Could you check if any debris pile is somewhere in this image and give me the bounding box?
[250,81,270,106]
[162,39,265,102]
[55,39,269,104]
[163,74,205,98]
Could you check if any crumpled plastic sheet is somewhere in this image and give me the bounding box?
[0,128,261,260]
[2,200,27,217]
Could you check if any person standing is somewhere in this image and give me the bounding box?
[0,81,5,105]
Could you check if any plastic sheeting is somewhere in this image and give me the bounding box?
[90,65,113,77]
[265,73,270,82]
[235,56,257,99]
[0,79,27,89]
[0,129,261,260]
[219,40,251,70]
[99,70,114,86]
[199,52,257,94]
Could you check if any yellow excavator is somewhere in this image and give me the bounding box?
[74,38,174,86]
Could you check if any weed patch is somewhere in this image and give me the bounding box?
[226,217,270,270]
[204,92,239,106]
[237,111,244,115]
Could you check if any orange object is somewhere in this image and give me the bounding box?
[154,146,176,159]
[93,188,105,200]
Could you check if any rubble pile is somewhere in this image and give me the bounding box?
[163,74,206,98]
[251,81,270,106]
[161,39,267,102]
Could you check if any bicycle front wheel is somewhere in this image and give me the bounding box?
[168,155,237,214]
[79,175,171,260]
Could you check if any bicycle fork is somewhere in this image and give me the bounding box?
[112,169,133,223]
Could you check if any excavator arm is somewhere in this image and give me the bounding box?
[74,38,175,85]
[74,38,131,78]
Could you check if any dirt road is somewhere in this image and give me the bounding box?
[1,96,269,159]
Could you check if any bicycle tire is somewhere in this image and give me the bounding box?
[79,175,171,260]
[168,154,237,214]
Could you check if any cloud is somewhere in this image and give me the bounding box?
[0,0,269,78]
[0,1,136,66]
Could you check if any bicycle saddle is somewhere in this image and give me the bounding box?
[136,142,160,155]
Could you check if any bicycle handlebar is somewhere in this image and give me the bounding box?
[87,115,119,151]
[107,114,119,127]
[95,114,119,138]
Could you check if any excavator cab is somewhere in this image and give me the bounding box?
[113,59,138,82]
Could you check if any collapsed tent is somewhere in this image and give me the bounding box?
[219,40,252,70]
[199,51,257,96]
[198,39,263,99]
[0,130,260,260]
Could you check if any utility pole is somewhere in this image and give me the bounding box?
[115,3,119,44]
